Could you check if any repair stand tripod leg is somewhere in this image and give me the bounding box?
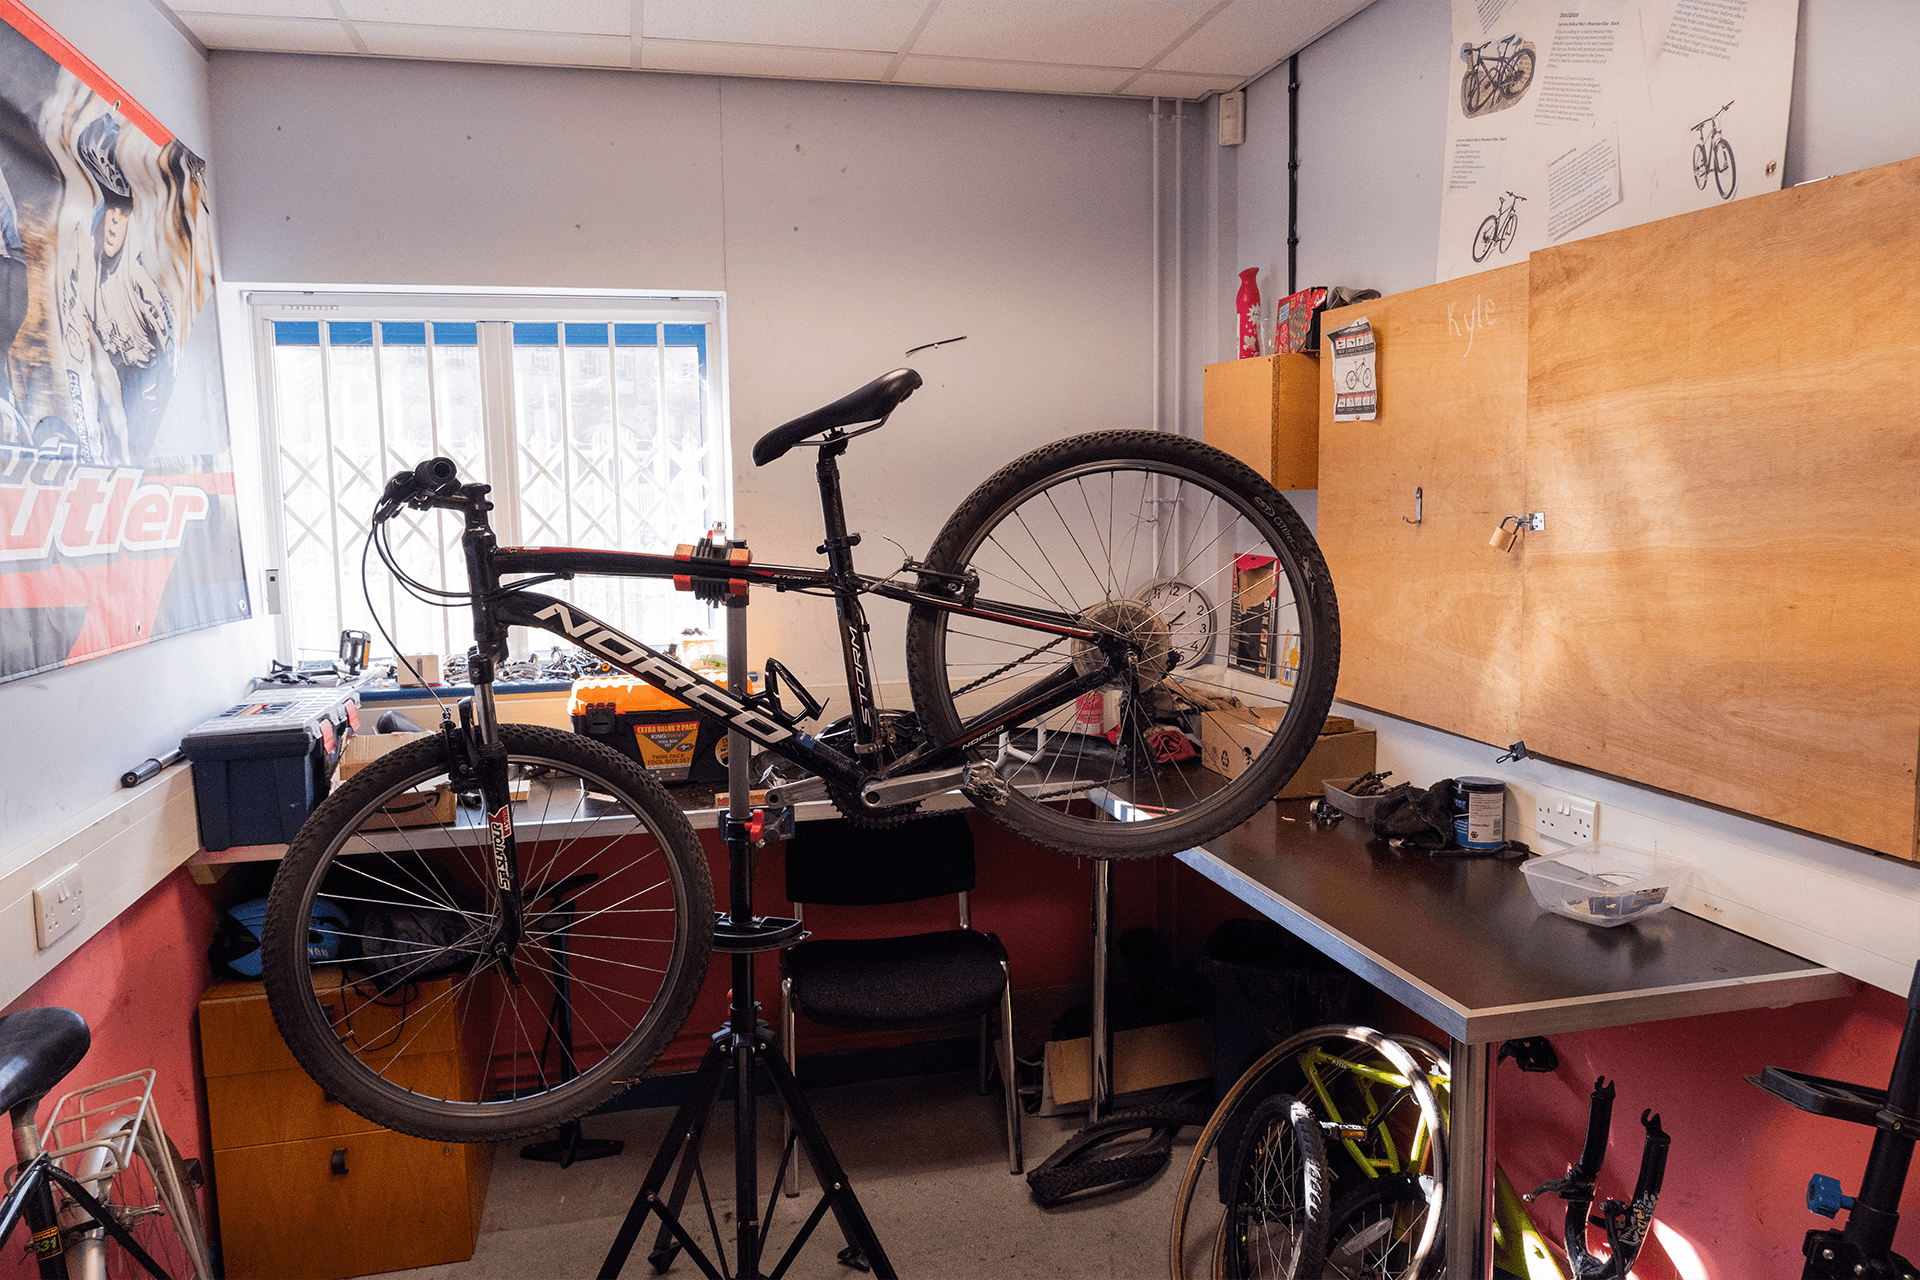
[598,577,894,1280]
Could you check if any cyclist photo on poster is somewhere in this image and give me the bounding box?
[0,10,246,686]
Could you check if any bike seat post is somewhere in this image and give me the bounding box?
[813,441,882,758]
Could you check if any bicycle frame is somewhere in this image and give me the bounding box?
[0,1156,171,1280]
[406,439,1133,961]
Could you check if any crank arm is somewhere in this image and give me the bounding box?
[858,764,984,809]
[763,776,830,807]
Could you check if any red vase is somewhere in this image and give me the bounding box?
[1236,268,1261,359]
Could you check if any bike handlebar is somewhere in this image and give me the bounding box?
[373,456,474,522]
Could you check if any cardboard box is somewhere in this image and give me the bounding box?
[1040,1019,1212,1115]
[336,732,455,829]
[1200,708,1376,800]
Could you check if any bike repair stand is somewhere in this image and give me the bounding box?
[600,562,895,1280]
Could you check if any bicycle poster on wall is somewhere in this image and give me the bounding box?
[0,2,248,686]
[1436,0,1799,283]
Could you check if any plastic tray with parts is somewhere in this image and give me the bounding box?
[1521,843,1689,927]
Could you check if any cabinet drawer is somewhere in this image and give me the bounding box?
[206,1054,457,1150]
[214,1128,489,1280]
[200,974,465,1078]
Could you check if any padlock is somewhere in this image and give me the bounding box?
[1490,519,1517,552]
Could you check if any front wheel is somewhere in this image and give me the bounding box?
[906,431,1339,860]
[1217,1093,1332,1279]
[262,723,714,1143]
[1503,47,1535,98]
[1496,211,1519,253]
[1324,1173,1443,1280]
[1713,136,1736,200]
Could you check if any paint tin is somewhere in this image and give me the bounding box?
[1454,776,1506,850]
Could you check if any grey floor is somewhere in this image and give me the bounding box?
[362,1071,1199,1280]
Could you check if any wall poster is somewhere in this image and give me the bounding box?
[1438,0,1799,282]
[0,2,246,685]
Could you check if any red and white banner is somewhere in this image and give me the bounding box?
[0,2,248,683]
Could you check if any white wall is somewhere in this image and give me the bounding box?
[1202,0,1920,993]
[0,2,276,863]
[208,54,1158,698]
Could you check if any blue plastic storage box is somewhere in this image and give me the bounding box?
[181,691,359,850]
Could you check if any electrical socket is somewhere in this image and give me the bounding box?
[1535,789,1598,846]
[32,864,85,949]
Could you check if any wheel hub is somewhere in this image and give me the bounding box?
[1072,598,1173,686]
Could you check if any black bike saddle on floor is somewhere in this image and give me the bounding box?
[752,368,922,466]
[0,1007,91,1119]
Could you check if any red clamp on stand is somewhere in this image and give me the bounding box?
[673,532,752,601]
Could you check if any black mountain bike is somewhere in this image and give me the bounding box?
[1692,101,1737,201]
[1472,191,1527,264]
[1461,35,1535,115]
[259,367,1339,1144]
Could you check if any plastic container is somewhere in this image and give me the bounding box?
[181,691,360,850]
[1521,843,1689,927]
[1321,777,1396,823]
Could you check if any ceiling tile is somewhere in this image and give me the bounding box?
[1155,0,1369,76]
[914,0,1217,68]
[354,24,632,66]
[179,12,357,52]
[337,0,631,36]
[642,0,928,51]
[1122,69,1244,99]
[893,55,1138,96]
[642,40,897,80]
[175,0,333,16]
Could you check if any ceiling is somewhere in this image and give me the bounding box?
[156,0,1374,101]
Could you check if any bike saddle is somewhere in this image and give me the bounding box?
[751,368,923,466]
[0,1007,90,1121]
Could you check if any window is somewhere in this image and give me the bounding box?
[250,292,728,667]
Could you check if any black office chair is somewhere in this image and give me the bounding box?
[779,812,1022,1189]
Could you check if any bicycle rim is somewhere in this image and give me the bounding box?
[906,431,1338,860]
[1170,1027,1443,1280]
[66,1116,211,1280]
[262,724,713,1143]
[1325,1173,1442,1280]
[1473,217,1498,263]
[1714,137,1736,199]
[1217,1094,1331,1279]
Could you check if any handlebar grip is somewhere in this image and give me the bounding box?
[416,456,460,494]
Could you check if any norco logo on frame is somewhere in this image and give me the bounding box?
[532,603,795,745]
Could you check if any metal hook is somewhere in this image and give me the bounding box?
[1403,487,1422,524]
[904,334,969,356]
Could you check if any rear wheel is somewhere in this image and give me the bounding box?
[1472,215,1500,263]
[1503,48,1535,98]
[64,1113,213,1280]
[906,431,1339,860]
[1217,1093,1332,1279]
[262,723,713,1143]
[1324,1173,1443,1280]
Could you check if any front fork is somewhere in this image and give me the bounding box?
[463,656,525,979]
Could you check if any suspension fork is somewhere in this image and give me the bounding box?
[460,506,526,973]
[815,441,885,757]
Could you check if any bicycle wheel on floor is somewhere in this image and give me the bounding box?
[1170,1027,1444,1280]
[262,723,714,1144]
[64,1113,214,1280]
[1324,1172,1443,1280]
[1217,1093,1332,1279]
[905,430,1339,861]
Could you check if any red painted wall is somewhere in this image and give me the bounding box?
[2,867,221,1278]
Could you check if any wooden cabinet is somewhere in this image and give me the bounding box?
[1204,353,1320,489]
[1318,263,1531,748]
[1315,156,1920,860]
[198,978,490,1280]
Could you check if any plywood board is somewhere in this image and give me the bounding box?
[1204,353,1320,488]
[1522,158,1920,858]
[1317,262,1531,746]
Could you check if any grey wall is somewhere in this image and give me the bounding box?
[0,2,277,859]
[209,54,1158,690]
[1226,0,1920,307]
